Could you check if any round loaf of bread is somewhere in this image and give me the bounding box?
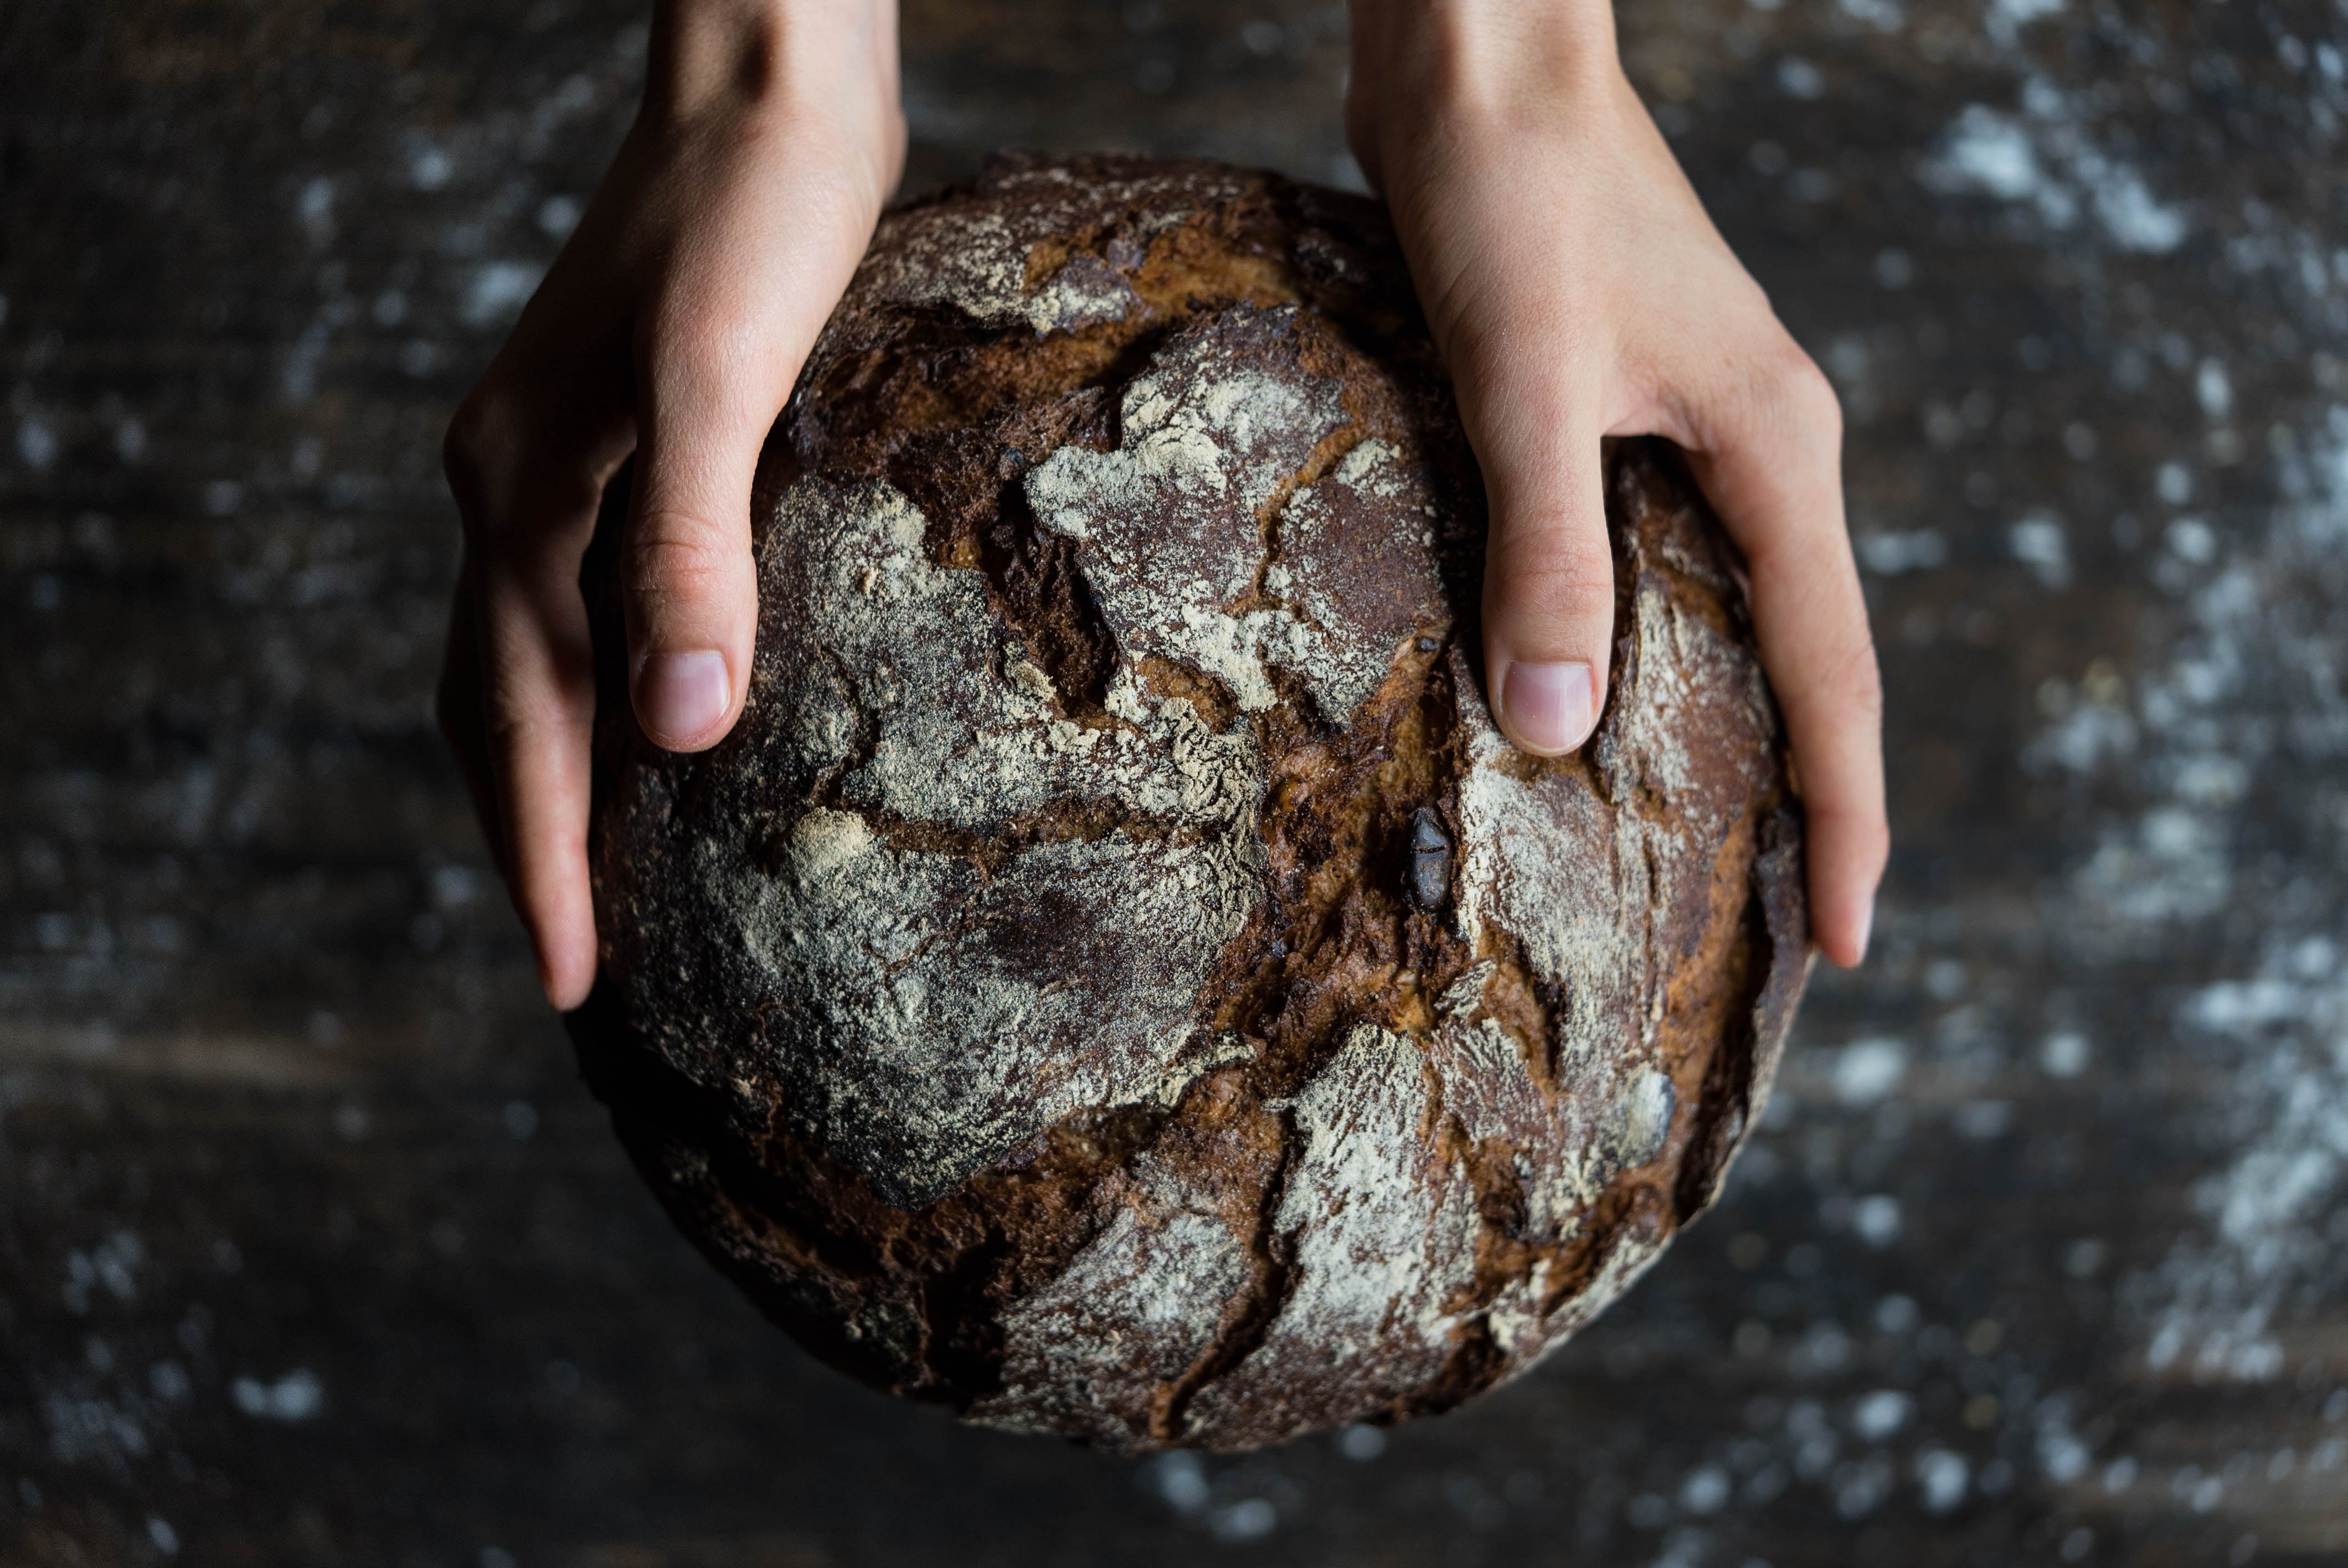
[570,154,1810,1453]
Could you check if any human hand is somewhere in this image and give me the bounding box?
[439,0,904,1008]
[1346,0,1887,965]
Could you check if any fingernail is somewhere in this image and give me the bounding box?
[1500,661,1595,754]
[635,650,731,746]
[1851,899,1875,965]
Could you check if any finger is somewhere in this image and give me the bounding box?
[1683,351,1887,967]
[434,555,506,876]
[474,526,603,1009]
[446,378,624,1010]
[623,180,866,753]
[1449,316,1617,757]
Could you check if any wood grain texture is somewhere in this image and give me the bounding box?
[3,0,2345,1561]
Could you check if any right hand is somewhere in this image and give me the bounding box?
[439,0,905,1010]
[1346,0,1886,966]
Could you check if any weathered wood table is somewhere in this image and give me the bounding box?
[4,1,2345,1562]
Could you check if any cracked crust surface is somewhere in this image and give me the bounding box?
[570,153,1810,1454]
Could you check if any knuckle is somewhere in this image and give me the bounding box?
[623,517,743,606]
[1714,337,1842,452]
[483,682,585,749]
[480,699,535,748]
[444,389,613,551]
[442,388,533,538]
[1508,557,1615,618]
[1755,340,1843,444]
[1814,632,1884,725]
[1780,352,1844,443]
[442,389,508,485]
[1487,531,1616,629]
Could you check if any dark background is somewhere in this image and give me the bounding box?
[4,0,2347,1562]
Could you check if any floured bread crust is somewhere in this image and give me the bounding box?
[571,154,1809,1454]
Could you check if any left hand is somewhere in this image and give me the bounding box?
[437,0,905,1009]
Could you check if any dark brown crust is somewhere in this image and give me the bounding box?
[569,154,1810,1453]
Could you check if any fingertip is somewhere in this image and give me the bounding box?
[632,648,737,751]
[1475,479,1615,757]
[1818,901,1872,969]
[534,912,600,1013]
[1493,657,1599,756]
[1809,863,1878,969]
[540,955,595,1013]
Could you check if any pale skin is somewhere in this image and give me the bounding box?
[440,0,1888,1012]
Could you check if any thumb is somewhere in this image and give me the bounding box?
[1470,376,1617,757]
[624,231,845,751]
[621,140,890,752]
[622,307,796,753]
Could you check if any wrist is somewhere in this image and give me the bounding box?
[643,0,900,129]
[1347,0,1625,148]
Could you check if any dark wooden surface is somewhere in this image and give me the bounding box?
[4,1,2346,1563]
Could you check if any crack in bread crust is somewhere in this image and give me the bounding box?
[573,153,1809,1454]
